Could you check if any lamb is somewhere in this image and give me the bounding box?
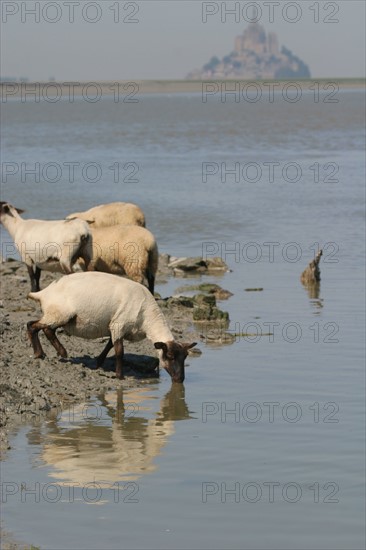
[66,202,146,228]
[27,272,197,382]
[0,202,92,292]
[80,224,158,294]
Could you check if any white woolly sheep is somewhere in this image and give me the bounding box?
[79,224,158,294]
[66,202,146,228]
[27,272,197,382]
[0,202,92,292]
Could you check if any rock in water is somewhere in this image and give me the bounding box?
[301,250,322,284]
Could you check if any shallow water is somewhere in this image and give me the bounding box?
[1,88,365,549]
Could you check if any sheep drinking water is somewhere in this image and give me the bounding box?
[27,272,197,382]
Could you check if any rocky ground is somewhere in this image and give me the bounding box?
[0,254,231,455]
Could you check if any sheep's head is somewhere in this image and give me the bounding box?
[154,341,197,383]
[0,202,24,220]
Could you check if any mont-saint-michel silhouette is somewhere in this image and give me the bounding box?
[187,22,311,80]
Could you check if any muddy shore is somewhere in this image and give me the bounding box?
[0,255,231,455]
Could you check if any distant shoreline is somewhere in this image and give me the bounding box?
[1,78,365,99]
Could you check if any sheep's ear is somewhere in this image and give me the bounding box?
[86,219,95,225]
[154,342,168,352]
[15,207,25,214]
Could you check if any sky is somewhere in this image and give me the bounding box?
[1,0,365,80]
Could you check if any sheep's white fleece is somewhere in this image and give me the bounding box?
[1,206,90,272]
[67,202,145,228]
[29,272,173,344]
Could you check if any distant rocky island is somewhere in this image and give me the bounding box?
[187,22,311,80]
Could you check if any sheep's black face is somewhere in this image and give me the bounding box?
[0,202,10,220]
[0,202,24,220]
[154,341,197,383]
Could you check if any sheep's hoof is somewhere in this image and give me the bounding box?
[34,352,46,360]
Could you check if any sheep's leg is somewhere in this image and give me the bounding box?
[114,338,124,379]
[34,267,41,291]
[43,327,68,358]
[27,320,46,359]
[96,337,113,368]
[147,272,155,295]
[81,248,92,271]
[26,265,41,292]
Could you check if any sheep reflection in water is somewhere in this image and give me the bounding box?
[37,385,193,487]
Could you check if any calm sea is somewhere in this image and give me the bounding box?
[1,87,365,549]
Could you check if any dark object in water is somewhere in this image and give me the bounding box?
[301,250,322,284]
[244,288,263,292]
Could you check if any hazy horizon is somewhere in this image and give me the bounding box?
[1,1,365,81]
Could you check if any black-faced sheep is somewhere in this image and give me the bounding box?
[27,272,197,382]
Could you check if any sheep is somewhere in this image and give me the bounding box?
[66,202,146,228]
[0,201,92,292]
[27,272,197,382]
[78,224,158,294]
